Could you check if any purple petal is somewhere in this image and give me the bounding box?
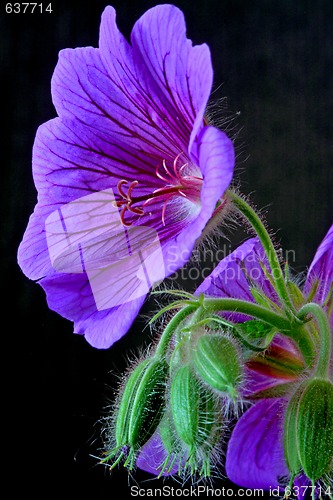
[243,368,290,395]
[18,204,53,280]
[195,237,278,321]
[293,474,322,499]
[226,399,288,489]
[136,433,180,476]
[162,126,235,276]
[39,271,146,349]
[130,4,213,152]
[305,223,333,305]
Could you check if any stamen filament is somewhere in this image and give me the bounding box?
[114,155,203,226]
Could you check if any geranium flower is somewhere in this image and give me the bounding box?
[17,5,235,348]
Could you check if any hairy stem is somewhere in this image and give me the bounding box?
[154,304,197,358]
[226,190,296,316]
[297,302,332,379]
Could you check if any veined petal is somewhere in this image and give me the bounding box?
[195,237,277,321]
[31,116,166,206]
[51,45,181,160]
[196,238,267,299]
[305,223,333,306]
[194,126,235,223]
[99,6,187,155]
[131,4,213,152]
[225,399,288,489]
[39,271,146,349]
[18,204,53,280]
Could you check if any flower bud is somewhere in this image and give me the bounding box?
[105,356,168,468]
[284,378,333,481]
[193,334,241,398]
[170,364,221,476]
[171,365,200,450]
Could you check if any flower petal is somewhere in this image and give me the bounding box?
[130,4,213,152]
[161,126,235,275]
[18,204,53,280]
[136,433,181,476]
[195,237,277,321]
[225,399,288,489]
[39,271,146,348]
[305,223,333,305]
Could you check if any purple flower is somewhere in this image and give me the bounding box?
[17,5,235,348]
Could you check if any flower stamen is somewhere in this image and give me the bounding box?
[114,156,203,226]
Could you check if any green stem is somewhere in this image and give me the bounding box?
[226,190,296,315]
[297,302,332,379]
[203,297,315,363]
[202,297,291,331]
[180,315,276,352]
[154,304,197,358]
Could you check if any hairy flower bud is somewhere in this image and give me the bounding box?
[170,364,221,476]
[171,365,200,449]
[284,378,333,481]
[104,356,168,468]
[192,334,241,398]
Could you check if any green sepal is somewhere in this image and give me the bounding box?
[170,364,221,476]
[237,319,276,341]
[286,280,306,309]
[284,378,333,482]
[115,358,151,447]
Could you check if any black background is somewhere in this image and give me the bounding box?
[2,0,332,496]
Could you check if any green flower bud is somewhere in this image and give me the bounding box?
[193,334,241,398]
[171,365,200,449]
[170,364,221,476]
[284,378,333,482]
[104,356,168,469]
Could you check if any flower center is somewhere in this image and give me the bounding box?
[114,154,203,226]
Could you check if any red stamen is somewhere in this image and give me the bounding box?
[114,154,203,226]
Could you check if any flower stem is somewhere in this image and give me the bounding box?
[154,304,197,358]
[202,297,315,363]
[202,297,291,331]
[226,190,296,316]
[297,302,332,379]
